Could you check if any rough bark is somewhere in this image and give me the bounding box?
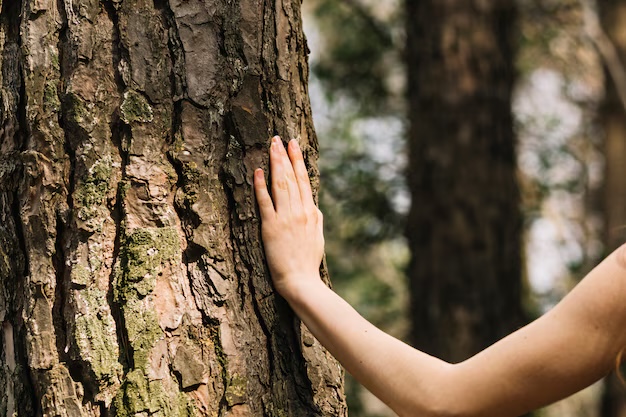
[597,2,626,416]
[0,0,346,415]
[405,0,526,362]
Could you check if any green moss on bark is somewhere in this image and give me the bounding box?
[65,92,96,131]
[122,298,162,369]
[114,227,180,362]
[70,264,91,287]
[50,51,59,71]
[115,227,180,299]
[75,156,113,232]
[113,369,196,417]
[225,374,248,406]
[112,226,190,415]
[73,287,122,382]
[43,80,60,112]
[120,90,153,124]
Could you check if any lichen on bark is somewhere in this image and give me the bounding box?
[113,369,196,417]
[72,286,123,385]
[120,90,154,124]
[115,227,180,298]
[75,156,114,233]
[112,226,189,414]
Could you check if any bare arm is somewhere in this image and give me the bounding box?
[254,136,626,417]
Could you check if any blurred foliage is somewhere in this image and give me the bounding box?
[316,107,408,333]
[515,0,605,322]
[310,0,403,116]
[305,1,408,415]
[306,0,408,322]
[321,146,404,248]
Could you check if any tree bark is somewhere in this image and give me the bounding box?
[597,2,626,416]
[405,0,526,362]
[0,0,346,415]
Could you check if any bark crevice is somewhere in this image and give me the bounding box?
[153,0,187,101]
[103,0,133,376]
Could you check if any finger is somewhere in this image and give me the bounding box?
[278,138,304,214]
[287,139,315,209]
[254,168,275,219]
[269,136,291,212]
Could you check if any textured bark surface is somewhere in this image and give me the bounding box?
[405,0,526,362]
[0,0,346,415]
[598,1,626,416]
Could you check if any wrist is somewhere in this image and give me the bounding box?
[275,273,327,304]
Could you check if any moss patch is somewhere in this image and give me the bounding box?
[113,370,196,417]
[225,374,248,406]
[73,287,122,382]
[122,298,162,369]
[70,264,91,287]
[120,90,153,124]
[113,369,150,416]
[114,227,181,365]
[75,156,113,232]
[50,51,60,71]
[112,227,191,415]
[43,80,60,113]
[115,226,180,299]
[65,92,95,131]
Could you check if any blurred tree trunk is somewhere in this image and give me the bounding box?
[405,0,526,362]
[597,1,626,416]
[0,0,346,415]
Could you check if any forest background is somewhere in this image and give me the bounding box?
[303,0,626,416]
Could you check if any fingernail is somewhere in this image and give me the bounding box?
[254,168,263,179]
[272,135,280,144]
[290,139,299,150]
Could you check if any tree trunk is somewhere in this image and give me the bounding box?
[597,2,626,416]
[405,0,525,362]
[0,0,346,415]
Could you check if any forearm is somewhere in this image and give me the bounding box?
[281,260,624,417]
[282,277,452,417]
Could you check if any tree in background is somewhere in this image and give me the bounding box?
[405,0,526,362]
[307,0,527,414]
[0,0,345,415]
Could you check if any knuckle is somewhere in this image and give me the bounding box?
[275,214,289,226]
[304,207,316,218]
[293,211,307,223]
[275,178,288,190]
[256,193,269,204]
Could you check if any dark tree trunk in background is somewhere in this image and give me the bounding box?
[405,0,525,362]
[598,2,626,416]
[0,0,346,415]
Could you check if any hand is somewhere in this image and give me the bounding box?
[254,136,325,299]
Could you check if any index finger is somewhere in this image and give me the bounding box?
[254,168,275,220]
[287,140,315,209]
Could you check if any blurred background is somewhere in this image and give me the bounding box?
[301,0,626,416]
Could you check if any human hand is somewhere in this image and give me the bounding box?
[254,136,325,299]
